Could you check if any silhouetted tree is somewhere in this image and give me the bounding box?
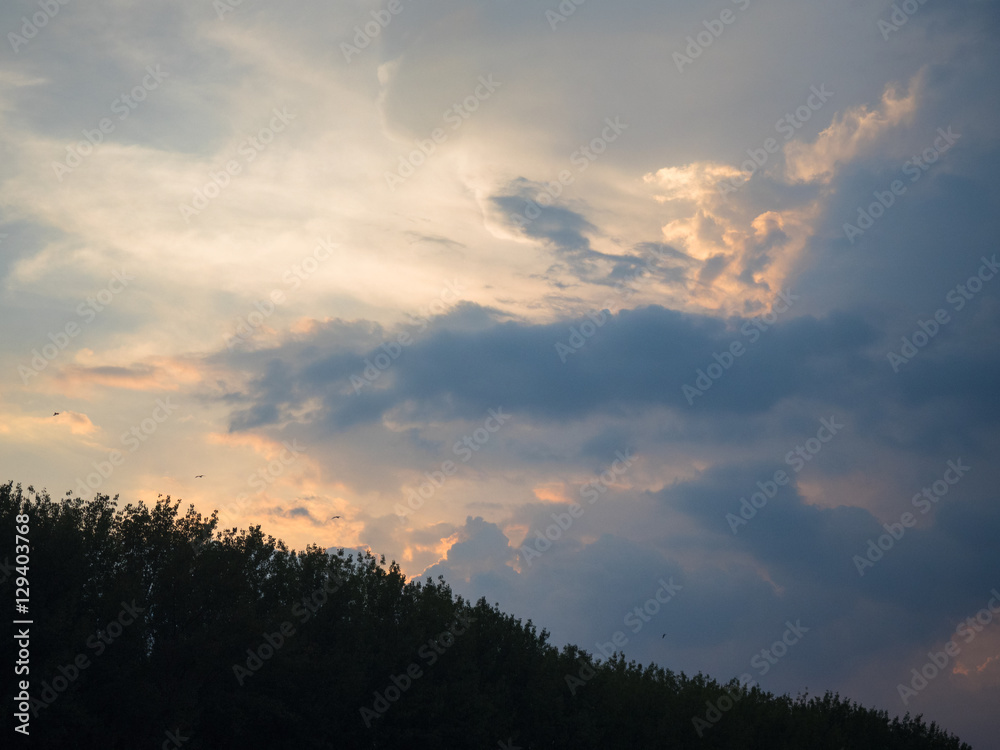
[0,482,973,749]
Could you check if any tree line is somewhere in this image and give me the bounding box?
[0,482,972,749]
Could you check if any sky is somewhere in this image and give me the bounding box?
[2,0,999,744]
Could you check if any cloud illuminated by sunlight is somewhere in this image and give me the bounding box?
[785,75,922,184]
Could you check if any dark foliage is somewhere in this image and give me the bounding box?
[0,483,972,749]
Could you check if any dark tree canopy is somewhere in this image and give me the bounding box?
[0,482,972,749]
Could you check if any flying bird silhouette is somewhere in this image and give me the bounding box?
[195,475,204,478]
[331,516,341,520]
[52,412,60,416]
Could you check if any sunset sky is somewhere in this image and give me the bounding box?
[2,0,999,744]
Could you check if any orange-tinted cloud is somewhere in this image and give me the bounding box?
[643,76,922,315]
[53,357,203,395]
[784,75,921,184]
[56,410,99,436]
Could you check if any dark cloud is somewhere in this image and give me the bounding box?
[222,302,888,432]
[665,457,1000,655]
[267,505,321,524]
[491,180,599,260]
[229,402,280,431]
[490,179,678,287]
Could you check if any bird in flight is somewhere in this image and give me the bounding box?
[661,634,666,639]
[331,516,341,520]
[52,412,60,416]
[195,475,204,478]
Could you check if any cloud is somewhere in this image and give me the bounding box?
[784,75,922,184]
[219,302,886,434]
[488,178,658,286]
[641,77,923,314]
[53,359,200,393]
